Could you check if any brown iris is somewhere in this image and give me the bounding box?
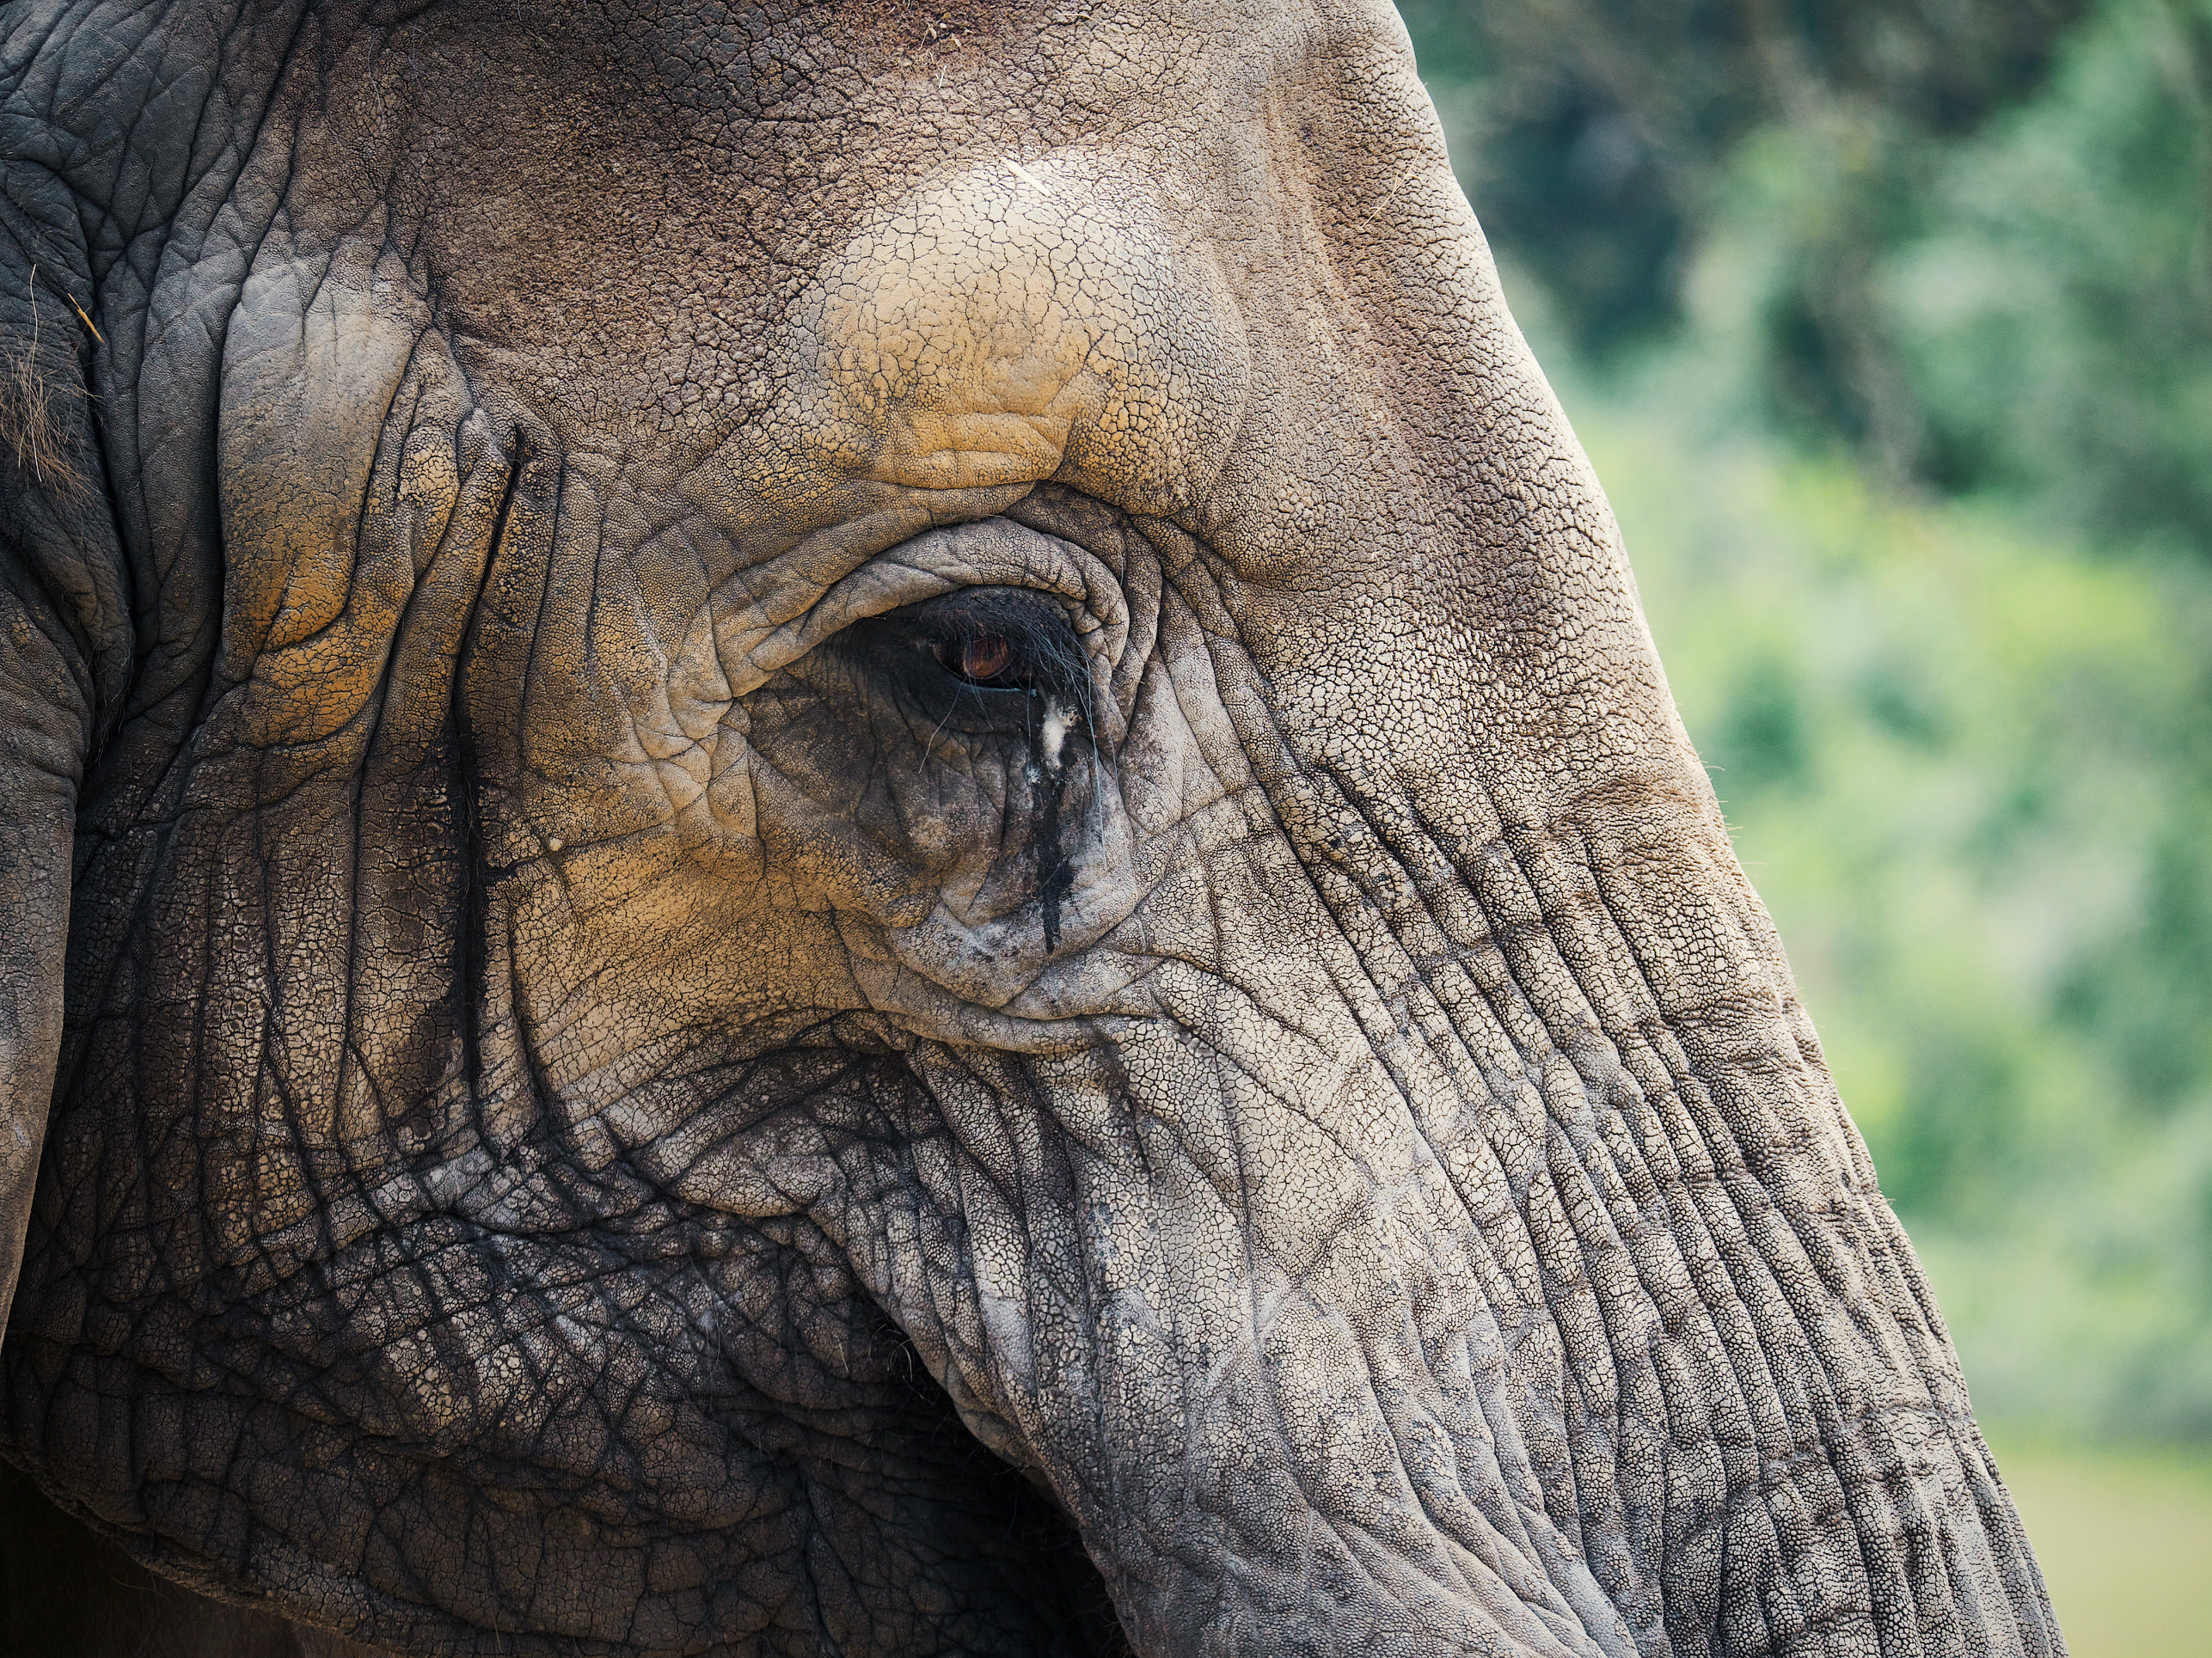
[945,632,1013,682]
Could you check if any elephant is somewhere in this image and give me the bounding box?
[0,1,2063,1654]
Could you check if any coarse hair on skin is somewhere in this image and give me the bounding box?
[0,272,93,514]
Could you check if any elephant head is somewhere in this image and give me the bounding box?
[0,2,2061,1655]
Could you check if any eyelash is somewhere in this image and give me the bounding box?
[910,592,1090,708]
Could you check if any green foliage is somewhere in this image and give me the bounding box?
[1405,0,2212,559]
[1400,0,2212,1441]
[1396,0,2081,358]
[1889,0,2212,554]
[1570,407,2212,1439]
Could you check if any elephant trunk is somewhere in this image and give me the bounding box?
[917,1025,1642,1658]
[845,765,2056,1658]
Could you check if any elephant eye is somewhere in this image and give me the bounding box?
[836,583,1094,737]
[902,586,1085,701]
[940,631,1015,685]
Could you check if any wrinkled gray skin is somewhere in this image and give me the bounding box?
[0,3,2062,1655]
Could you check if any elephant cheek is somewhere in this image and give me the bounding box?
[784,823,1647,1658]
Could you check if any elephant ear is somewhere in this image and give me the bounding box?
[0,162,130,1339]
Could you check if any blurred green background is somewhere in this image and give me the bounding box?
[1392,0,2212,1648]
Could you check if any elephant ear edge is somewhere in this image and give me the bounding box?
[0,155,132,1344]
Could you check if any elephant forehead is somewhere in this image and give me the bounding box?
[374,0,1285,438]
[683,151,1253,566]
[200,152,1247,725]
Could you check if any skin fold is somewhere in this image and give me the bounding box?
[0,2,2062,1655]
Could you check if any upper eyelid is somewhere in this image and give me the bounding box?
[906,592,1082,655]
[734,521,1131,724]
[903,585,1080,633]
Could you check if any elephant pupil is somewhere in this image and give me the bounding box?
[947,632,1014,682]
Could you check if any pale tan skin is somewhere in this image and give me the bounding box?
[0,2,2059,1655]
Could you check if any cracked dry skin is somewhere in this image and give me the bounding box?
[0,2,2063,1655]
